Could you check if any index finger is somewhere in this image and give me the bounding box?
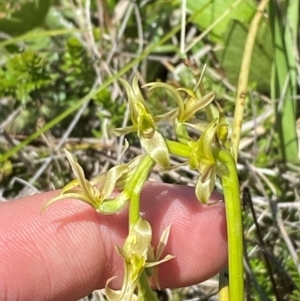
[0,183,227,301]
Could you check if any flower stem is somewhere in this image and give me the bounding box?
[124,154,155,226]
[138,271,160,301]
[212,147,244,301]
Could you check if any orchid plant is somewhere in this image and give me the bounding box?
[42,73,243,301]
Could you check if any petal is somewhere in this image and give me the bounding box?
[140,131,170,168]
[111,125,136,136]
[145,254,175,268]
[197,119,218,165]
[195,166,216,204]
[146,254,174,290]
[175,120,191,143]
[132,73,146,105]
[64,149,95,201]
[143,82,185,122]
[102,164,129,198]
[136,102,156,139]
[61,178,80,192]
[41,192,98,212]
[104,286,121,301]
[117,219,153,291]
[215,104,229,148]
[124,218,152,259]
[176,87,198,99]
[184,119,209,132]
[146,224,174,290]
[183,92,215,122]
[154,108,178,121]
[114,155,146,190]
[104,277,138,301]
[119,77,138,125]
[155,224,172,260]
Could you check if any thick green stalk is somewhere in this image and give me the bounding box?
[138,271,160,301]
[213,147,244,301]
[124,154,155,226]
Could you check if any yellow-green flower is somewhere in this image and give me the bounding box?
[189,119,218,203]
[113,74,170,169]
[104,218,174,301]
[42,150,146,214]
[143,82,215,143]
[188,112,229,204]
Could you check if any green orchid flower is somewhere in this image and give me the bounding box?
[188,119,218,203]
[113,74,170,169]
[189,113,230,204]
[104,218,174,301]
[42,150,146,214]
[143,82,215,143]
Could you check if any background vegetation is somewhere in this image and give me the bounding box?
[0,0,299,300]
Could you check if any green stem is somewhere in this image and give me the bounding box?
[212,147,244,301]
[124,154,155,226]
[138,271,160,301]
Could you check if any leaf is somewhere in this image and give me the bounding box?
[0,50,53,104]
[216,19,273,93]
[0,0,51,36]
[187,0,256,42]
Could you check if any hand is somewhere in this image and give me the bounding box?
[0,182,227,301]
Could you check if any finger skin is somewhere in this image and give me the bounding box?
[0,183,227,301]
